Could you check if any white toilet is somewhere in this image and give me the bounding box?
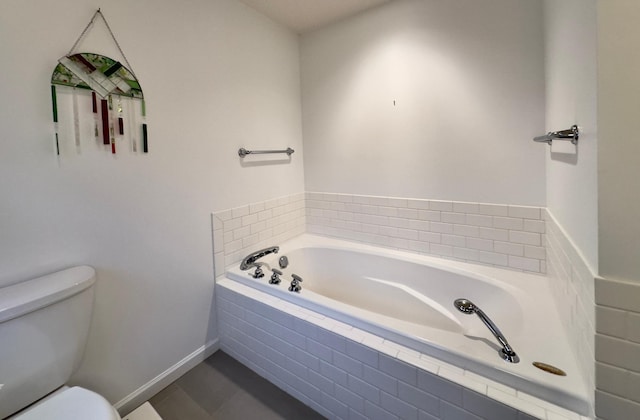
[0,266,121,419]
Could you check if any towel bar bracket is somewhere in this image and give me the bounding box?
[533,125,579,145]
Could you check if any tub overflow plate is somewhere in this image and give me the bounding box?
[532,362,566,376]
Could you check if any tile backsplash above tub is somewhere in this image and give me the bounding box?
[212,192,546,277]
[212,193,306,277]
[305,192,546,274]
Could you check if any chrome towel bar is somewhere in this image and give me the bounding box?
[533,125,579,145]
[238,147,294,158]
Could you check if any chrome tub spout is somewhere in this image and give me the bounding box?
[454,298,520,363]
[240,246,279,270]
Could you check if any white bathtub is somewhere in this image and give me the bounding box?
[224,234,590,415]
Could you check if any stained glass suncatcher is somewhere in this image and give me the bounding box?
[49,9,148,156]
[50,53,147,155]
[51,53,143,100]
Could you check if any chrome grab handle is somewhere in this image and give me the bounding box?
[454,298,519,363]
[240,246,279,270]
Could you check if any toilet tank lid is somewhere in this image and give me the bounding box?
[0,266,96,324]
[12,386,120,420]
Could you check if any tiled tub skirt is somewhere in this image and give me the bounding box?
[217,280,589,420]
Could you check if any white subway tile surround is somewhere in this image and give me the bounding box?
[545,210,596,410]
[217,280,589,420]
[305,193,546,274]
[212,193,306,277]
[212,193,596,419]
[593,277,640,419]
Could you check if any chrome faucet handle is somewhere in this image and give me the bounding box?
[289,274,303,292]
[251,263,266,279]
[270,268,282,285]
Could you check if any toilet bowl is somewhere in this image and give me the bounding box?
[10,387,121,420]
[0,266,120,419]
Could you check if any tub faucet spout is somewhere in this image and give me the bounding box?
[454,298,519,363]
[240,246,279,270]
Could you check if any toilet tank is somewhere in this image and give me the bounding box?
[0,266,96,419]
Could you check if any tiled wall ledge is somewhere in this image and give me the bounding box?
[217,280,589,420]
[594,277,640,419]
[212,192,306,277]
[544,210,596,411]
[306,192,546,274]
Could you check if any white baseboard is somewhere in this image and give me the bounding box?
[113,338,220,416]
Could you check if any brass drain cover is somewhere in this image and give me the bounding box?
[533,362,566,376]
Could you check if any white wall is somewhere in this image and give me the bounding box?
[598,0,640,283]
[542,2,598,413]
[595,1,640,418]
[300,0,546,206]
[543,0,598,272]
[0,0,303,406]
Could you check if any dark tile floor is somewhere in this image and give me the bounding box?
[149,351,326,420]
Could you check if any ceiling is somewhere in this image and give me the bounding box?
[237,0,392,34]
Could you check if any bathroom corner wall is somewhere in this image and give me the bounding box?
[543,1,598,416]
[596,1,640,418]
[543,0,598,273]
[212,193,306,277]
[306,192,546,274]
